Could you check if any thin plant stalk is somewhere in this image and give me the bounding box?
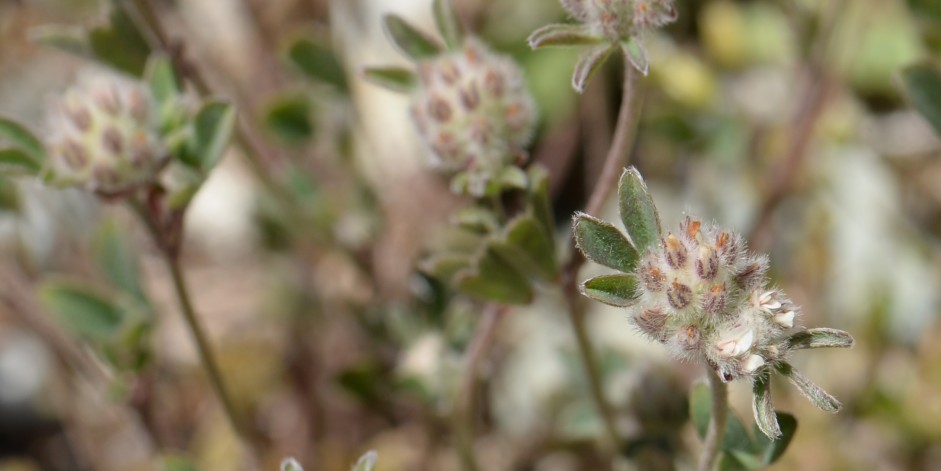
[561,58,645,454]
[697,366,728,471]
[129,199,259,468]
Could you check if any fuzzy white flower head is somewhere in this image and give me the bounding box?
[630,217,800,382]
[410,38,536,195]
[45,71,165,196]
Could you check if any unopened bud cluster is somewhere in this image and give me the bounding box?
[561,0,678,42]
[46,73,165,195]
[410,39,536,195]
[632,217,798,382]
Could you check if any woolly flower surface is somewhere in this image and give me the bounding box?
[410,39,536,195]
[45,72,165,195]
[631,217,798,382]
[561,0,677,42]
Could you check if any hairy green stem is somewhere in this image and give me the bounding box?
[698,367,728,471]
[560,59,645,456]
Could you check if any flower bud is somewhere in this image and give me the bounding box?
[410,38,536,196]
[46,73,165,195]
[773,310,795,328]
[640,260,666,292]
[664,234,688,269]
[702,283,727,316]
[695,245,719,280]
[667,279,693,310]
[635,307,668,341]
[676,324,701,351]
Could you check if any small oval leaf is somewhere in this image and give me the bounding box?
[433,0,463,50]
[900,62,941,135]
[288,37,348,91]
[265,95,314,144]
[0,118,44,162]
[783,328,855,351]
[362,66,417,93]
[0,148,42,176]
[39,280,125,341]
[573,212,638,273]
[352,451,378,471]
[752,369,781,439]
[571,44,615,93]
[528,23,601,49]
[580,274,640,307]
[618,167,662,254]
[383,15,444,59]
[145,55,182,106]
[187,100,236,172]
[454,247,533,304]
[622,39,650,76]
[775,362,841,413]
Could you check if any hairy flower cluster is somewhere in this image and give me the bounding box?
[631,217,798,382]
[46,73,165,195]
[410,39,536,195]
[561,0,677,42]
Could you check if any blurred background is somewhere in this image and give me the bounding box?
[0,0,940,469]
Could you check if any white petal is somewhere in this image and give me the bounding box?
[774,311,795,328]
[742,354,765,373]
[716,339,738,358]
[734,329,755,355]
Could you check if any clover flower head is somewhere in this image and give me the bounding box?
[46,72,165,195]
[574,167,855,439]
[409,38,536,196]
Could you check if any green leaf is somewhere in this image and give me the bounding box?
[421,253,472,283]
[351,451,378,471]
[93,219,147,302]
[573,212,639,273]
[88,6,151,76]
[362,66,417,93]
[491,214,558,280]
[0,148,42,176]
[0,117,45,162]
[622,39,650,76]
[528,23,601,49]
[0,175,19,211]
[39,280,126,341]
[280,458,304,471]
[288,38,348,91]
[782,328,855,351]
[454,247,533,304]
[264,95,314,144]
[691,383,754,453]
[775,362,841,413]
[751,413,797,465]
[186,100,236,172]
[527,165,554,237]
[432,0,463,50]
[383,15,444,59]
[29,24,92,56]
[571,44,614,93]
[900,62,941,135]
[498,166,529,190]
[618,167,662,254]
[452,207,499,233]
[145,55,181,106]
[751,369,780,439]
[579,274,640,307]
